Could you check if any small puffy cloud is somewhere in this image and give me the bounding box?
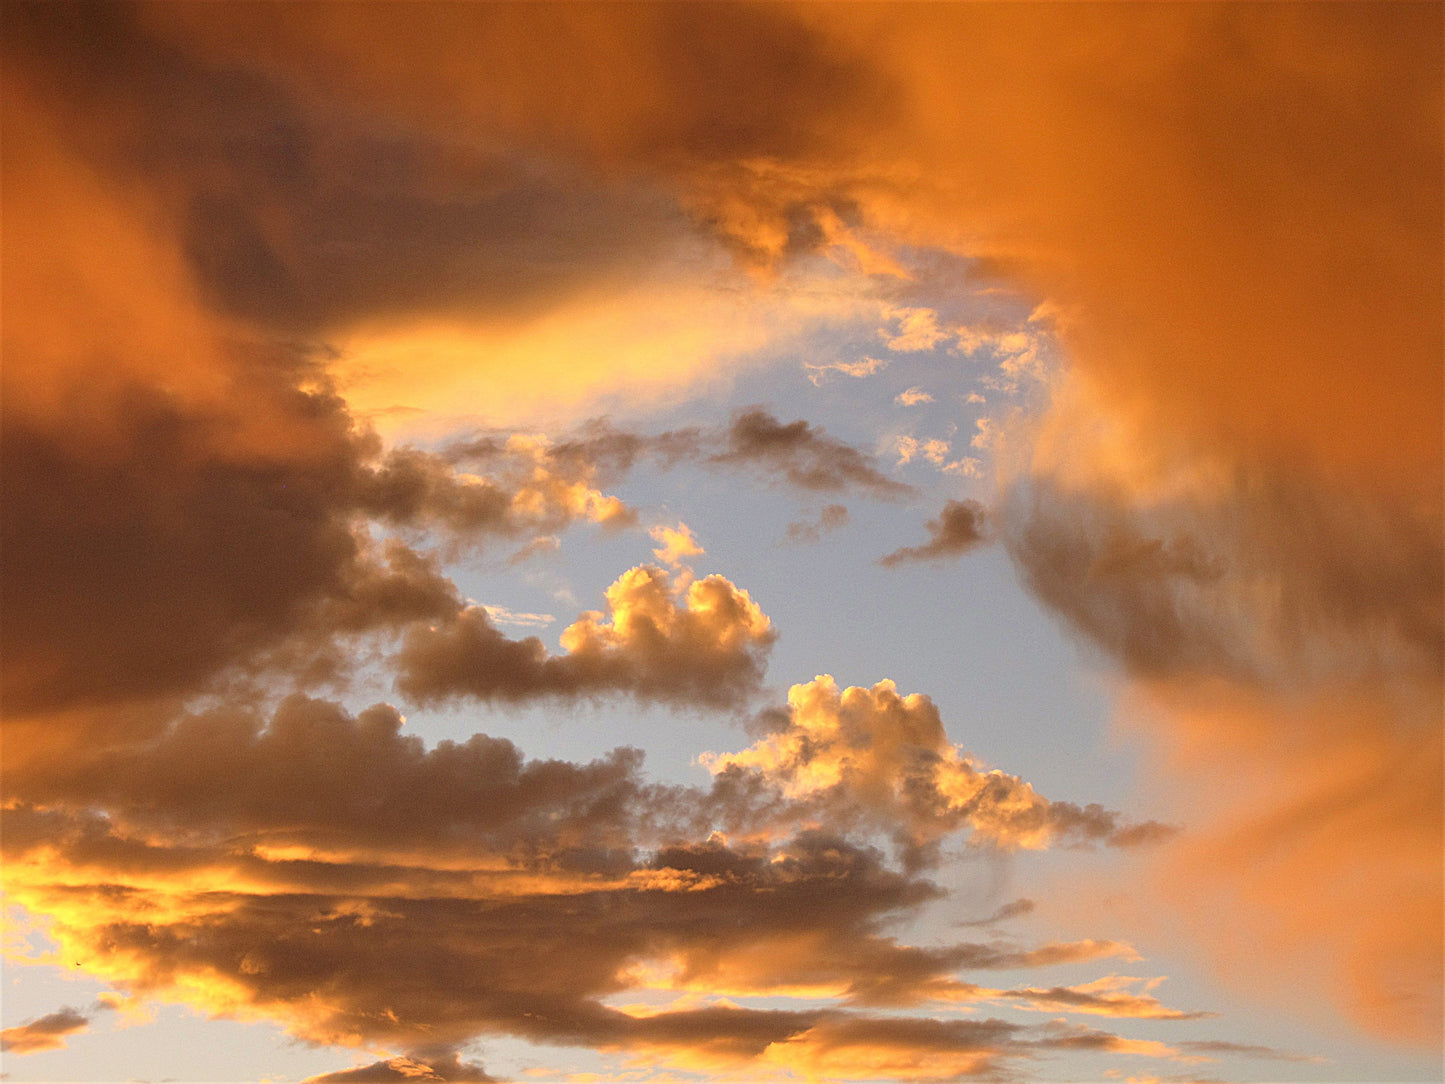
[804,356,888,386]
[894,437,949,468]
[879,500,989,567]
[921,439,950,466]
[942,457,983,478]
[649,523,704,568]
[955,325,1053,394]
[965,392,986,404]
[895,387,933,406]
[881,307,947,352]
[970,416,995,450]
[397,566,774,709]
[0,1006,93,1054]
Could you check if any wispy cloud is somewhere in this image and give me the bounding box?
[803,356,888,386]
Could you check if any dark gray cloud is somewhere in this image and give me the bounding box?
[3,3,687,338]
[880,500,989,567]
[715,408,912,498]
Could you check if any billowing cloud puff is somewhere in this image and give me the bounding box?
[649,522,704,568]
[396,566,774,710]
[1,684,1197,1075]
[703,677,1170,864]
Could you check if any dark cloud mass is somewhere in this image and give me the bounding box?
[1,689,1182,1071]
[3,2,686,338]
[3,1,1437,1079]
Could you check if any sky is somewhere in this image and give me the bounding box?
[1,4,1441,1084]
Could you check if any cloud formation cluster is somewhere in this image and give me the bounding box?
[4,684,1182,1077]
[3,2,1438,1078]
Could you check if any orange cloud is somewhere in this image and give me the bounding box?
[0,1005,93,1055]
[396,566,774,710]
[703,676,1171,860]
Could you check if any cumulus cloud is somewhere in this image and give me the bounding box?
[649,523,704,568]
[396,566,774,710]
[1,670,1185,1074]
[2,768,1176,1075]
[880,500,989,567]
[702,676,1171,865]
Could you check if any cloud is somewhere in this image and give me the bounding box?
[0,1006,94,1055]
[461,414,911,505]
[702,676,1171,865]
[994,976,1213,1021]
[649,523,704,568]
[396,566,774,710]
[1,680,1181,1075]
[712,409,912,498]
[956,898,1035,928]
[303,1052,496,1083]
[5,0,1438,1069]
[783,504,849,546]
[880,501,989,567]
[804,357,888,386]
[999,412,1442,1044]
[0,387,648,740]
[1173,1039,1323,1064]
[881,307,947,352]
[894,387,933,406]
